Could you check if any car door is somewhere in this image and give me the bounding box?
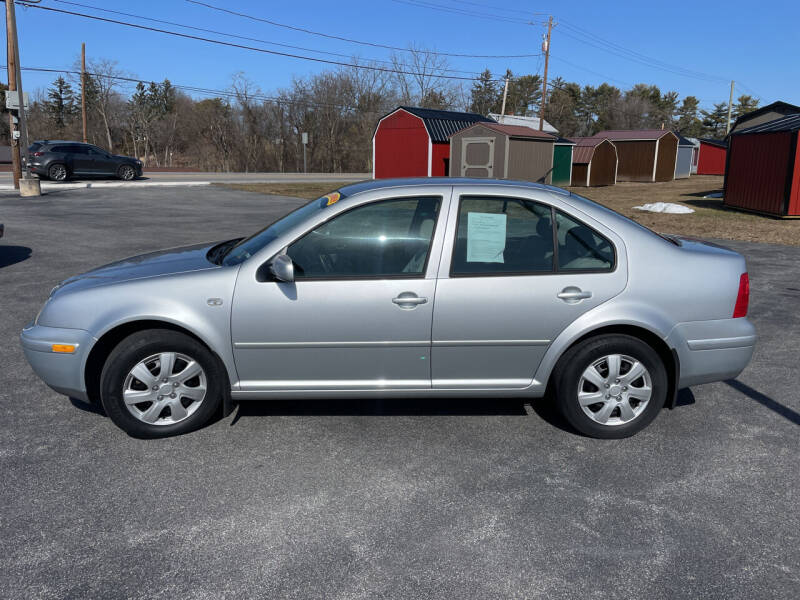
[431,189,627,389]
[66,145,94,174]
[230,193,448,392]
[87,147,117,175]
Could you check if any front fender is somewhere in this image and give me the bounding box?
[38,268,241,390]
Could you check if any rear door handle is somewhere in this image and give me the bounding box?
[557,287,592,303]
[392,293,428,308]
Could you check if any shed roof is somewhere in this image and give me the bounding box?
[570,137,614,164]
[731,114,800,135]
[453,122,555,140]
[730,101,800,131]
[698,138,727,148]
[674,133,695,147]
[488,113,558,133]
[592,129,676,141]
[554,136,575,145]
[397,106,494,143]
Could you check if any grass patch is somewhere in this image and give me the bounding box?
[216,181,356,200]
[568,175,800,246]
[220,175,800,246]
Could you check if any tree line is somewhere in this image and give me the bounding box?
[2,53,760,173]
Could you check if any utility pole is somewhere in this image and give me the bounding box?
[726,80,735,135]
[539,15,553,131]
[5,0,20,189]
[5,0,40,196]
[81,42,87,143]
[499,77,509,121]
[301,132,308,173]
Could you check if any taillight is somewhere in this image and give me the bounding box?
[32,151,43,157]
[733,273,749,318]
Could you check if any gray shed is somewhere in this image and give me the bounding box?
[449,122,555,183]
[674,133,694,179]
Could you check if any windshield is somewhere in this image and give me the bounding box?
[221,191,345,266]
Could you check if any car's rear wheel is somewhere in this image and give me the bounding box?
[555,334,667,438]
[48,163,68,181]
[100,329,225,438]
[117,165,136,181]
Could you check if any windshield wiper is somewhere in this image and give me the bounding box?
[207,238,243,265]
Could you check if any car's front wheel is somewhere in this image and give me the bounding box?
[47,163,68,181]
[555,334,667,438]
[117,164,136,181]
[100,329,225,438]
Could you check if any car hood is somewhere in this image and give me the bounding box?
[54,242,220,295]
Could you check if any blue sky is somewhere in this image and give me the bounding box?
[8,0,799,110]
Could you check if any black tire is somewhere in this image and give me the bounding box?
[554,334,667,439]
[117,164,136,181]
[100,329,226,438]
[47,163,68,181]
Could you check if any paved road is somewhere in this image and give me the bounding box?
[1,187,798,599]
[0,171,371,187]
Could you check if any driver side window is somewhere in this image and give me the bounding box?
[287,196,441,279]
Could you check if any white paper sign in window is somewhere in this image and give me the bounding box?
[466,212,507,263]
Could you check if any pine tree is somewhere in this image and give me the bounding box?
[701,102,729,139]
[676,96,704,137]
[469,69,498,116]
[44,76,77,131]
[732,95,759,120]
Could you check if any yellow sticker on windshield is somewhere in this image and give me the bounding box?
[323,192,341,206]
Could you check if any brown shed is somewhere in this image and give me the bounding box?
[593,130,679,183]
[449,122,555,183]
[569,137,618,186]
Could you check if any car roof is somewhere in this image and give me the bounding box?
[339,177,571,198]
[35,140,92,145]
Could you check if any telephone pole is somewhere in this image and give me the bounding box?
[726,80,735,135]
[5,0,41,196]
[499,77,510,120]
[5,0,20,188]
[538,15,553,131]
[81,42,87,143]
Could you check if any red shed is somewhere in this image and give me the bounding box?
[696,139,727,175]
[373,106,494,179]
[724,114,800,217]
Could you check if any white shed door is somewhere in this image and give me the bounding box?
[461,137,494,178]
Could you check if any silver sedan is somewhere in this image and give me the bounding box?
[21,179,755,438]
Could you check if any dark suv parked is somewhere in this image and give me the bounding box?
[26,141,143,181]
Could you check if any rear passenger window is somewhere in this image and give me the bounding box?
[451,196,554,275]
[556,211,615,271]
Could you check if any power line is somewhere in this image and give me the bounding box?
[437,0,539,16]
[184,0,542,58]
[557,20,729,83]
[22,3,509,82]
[46,0,492,78]
[388,0,543,24]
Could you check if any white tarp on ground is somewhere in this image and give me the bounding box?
[633,202,695,214]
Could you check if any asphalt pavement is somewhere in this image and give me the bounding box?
[1,186,798,599]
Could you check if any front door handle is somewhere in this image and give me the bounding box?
[557,286,592,303]
[392,292,428,309]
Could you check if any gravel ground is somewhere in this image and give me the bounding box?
[1,186,798,599]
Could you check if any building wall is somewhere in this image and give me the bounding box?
[725,131,792,216]
[572,163,589,186]
[697,143,726,175]
[614,140,656,182]
[449,125,506,178]
[589,140,617,186]
[789,134,800,216]
[431,143,450,177]
[373,110,429,179]
[674,146,693,179]
[654,134,678,182]
[552,145,573,186]
[507,138,554,184]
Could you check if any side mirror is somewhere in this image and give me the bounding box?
[269,254,295,282]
